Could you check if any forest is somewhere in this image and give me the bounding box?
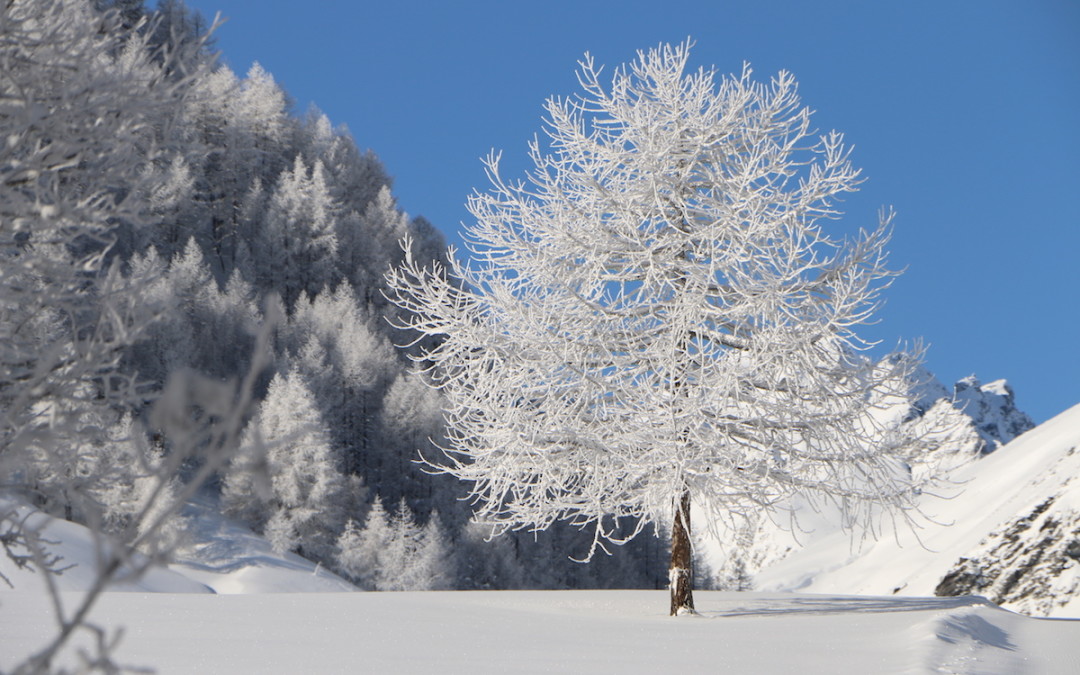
[0,0,672,594]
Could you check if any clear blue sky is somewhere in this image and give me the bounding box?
[184,0,1078,423]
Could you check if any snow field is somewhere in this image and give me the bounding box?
[2,590,1077,674]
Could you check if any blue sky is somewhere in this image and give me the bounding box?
[183,0,1078,423]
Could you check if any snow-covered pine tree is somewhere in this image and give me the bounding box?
[341,496,393,590]
[346,186,409,301]
[257,156,340,308]
[388,42,950,614]
[376,498,421,591]
[223,367,346,560]
[404,510,453,591]
[333,517,366,584]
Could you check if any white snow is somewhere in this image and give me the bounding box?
[2,589,1078,673]
[0,499,212,595]
[0,494,355,596]
[5,409,1080,672]
[753,403,1080,615]
[4,497,1080,673]
[166,496,357,594]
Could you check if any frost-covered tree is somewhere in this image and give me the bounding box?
[223,367,346,560]
[405,510,453,590]
[334,496,392,589]
[388,42,946,614]
[0,3,279,669]
[0,0,213,533]
[333,517,367,584]
[257,156,340,308]
[378,498,421,591]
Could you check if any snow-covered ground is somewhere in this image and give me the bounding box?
[3,505,1080,674]
[6,498,1079,674]
[0,495,355,596]
[5,404,1080,672]
[3,589,1079,674]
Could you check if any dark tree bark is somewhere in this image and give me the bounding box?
[669,488,695,616]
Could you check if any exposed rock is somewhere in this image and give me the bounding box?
[952,376,1035,453]
[934,496,1080,615]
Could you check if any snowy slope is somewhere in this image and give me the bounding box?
[4,497,1078,673]
[166,495,357,593]
[3,589,1079,674]
[0,494,356,596]
[0,498,212,595]
[753,403,1080,617]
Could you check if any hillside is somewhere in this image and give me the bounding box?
[749,403,1080,617]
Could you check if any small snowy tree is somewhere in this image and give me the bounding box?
[378,498,421,591]
[223,367,346,561]
[388,42,946,614]
[336,496,393,590]
[333,517,366,583]
[405,510,453,591]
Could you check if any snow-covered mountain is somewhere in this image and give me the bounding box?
[909,372,1035,455]
[723,395,1080,617]
[949,376,1035,451]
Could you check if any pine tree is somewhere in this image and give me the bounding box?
[378,498,421,591]
[347,497,393,590]
[258,156,340,308]
[405,511,453,591]
[347,186,409,301]
[222,368,346,560]
[334,518,366,583]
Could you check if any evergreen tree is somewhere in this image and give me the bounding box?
[378,498,421,591]
[223,368,346,560]
[348,496,393,589]
[347,186,409,301]
[257,156,340,308]
[405,511,453,591]
[334,517,366,584]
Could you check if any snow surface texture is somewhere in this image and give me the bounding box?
[2,590,1077,674]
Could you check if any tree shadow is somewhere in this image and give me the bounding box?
[705,593,999,618]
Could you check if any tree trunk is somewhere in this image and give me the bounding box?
[669,488,695,616]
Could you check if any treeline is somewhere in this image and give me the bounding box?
[1,0,667,591]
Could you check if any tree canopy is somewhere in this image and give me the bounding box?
[388,41,949,614]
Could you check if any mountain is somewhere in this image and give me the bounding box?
[923,374,1035,454]
[740,399,1080,617]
